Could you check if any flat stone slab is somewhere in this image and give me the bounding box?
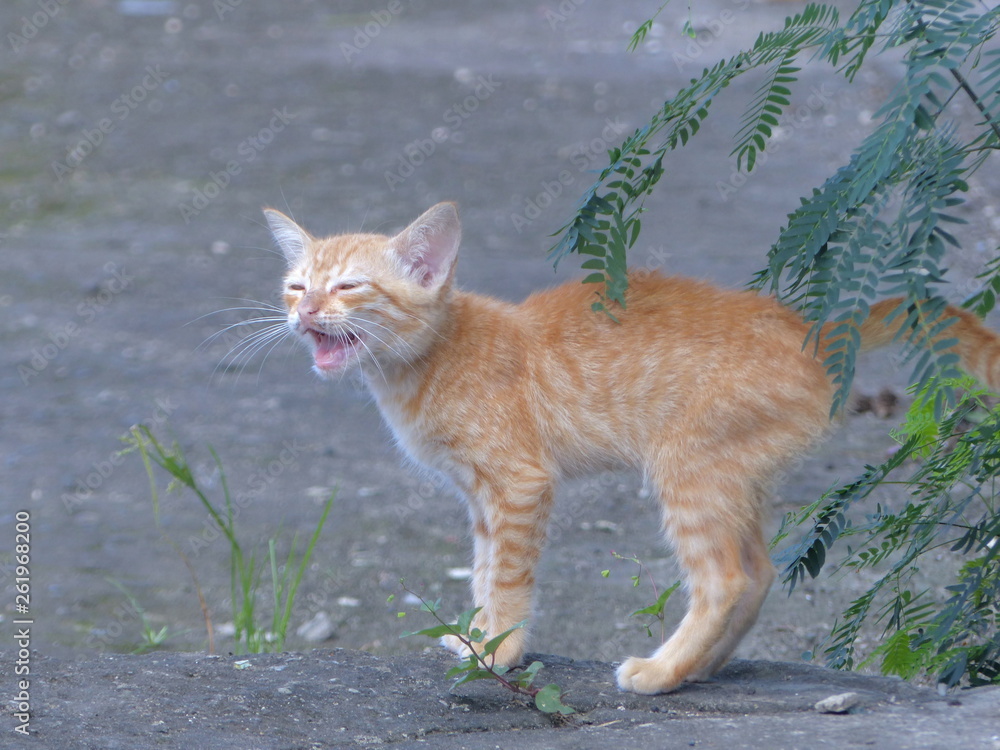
[19,649,1000,749]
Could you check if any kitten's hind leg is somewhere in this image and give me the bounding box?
[687,521,775,682]
[441,471,554,669]
[617,476,759,694]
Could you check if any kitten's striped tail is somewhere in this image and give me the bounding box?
[821,299,1000,391]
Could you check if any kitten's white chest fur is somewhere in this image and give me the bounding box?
[366,375,477,497]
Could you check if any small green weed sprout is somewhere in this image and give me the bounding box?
[602,551,680,641]
[105,577,170,653]
[124,424,334,655]
[394,581,574,715]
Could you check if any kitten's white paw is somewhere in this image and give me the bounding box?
[439,628,526,668]
[440,633,471,658]
[616,656,681,695]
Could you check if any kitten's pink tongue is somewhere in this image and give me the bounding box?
[313,333,352,370]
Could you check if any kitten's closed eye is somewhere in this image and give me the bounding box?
[288,283,305,291]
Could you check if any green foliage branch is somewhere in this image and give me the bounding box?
[774,378,1000,685]
[552,0,1000,686]
[395,582,574,715]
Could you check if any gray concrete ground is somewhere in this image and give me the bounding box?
[1,0,999,747]
[26,650,1000,749]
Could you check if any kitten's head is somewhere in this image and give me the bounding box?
[265,202,461,379]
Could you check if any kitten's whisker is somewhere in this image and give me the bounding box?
[187,299,286,326]
[390,309,446,342]
[345,320,400,383]
[218,296,287,309]
[358,202,372,234]
[227,321,287,353]
[227,324,289,365]
[221,297,286,313]
[199,317,288,351]
[213,328,285,382]
[199,306,286,319]
[349,318,420,377]
[216,323,285,357]
[352,331,389,386]
[213,323,290,383]
[249,327,295,384]
[342,318,398,366]
[227,329,290,385]
[215,316,288,328]
[352,317,421,359]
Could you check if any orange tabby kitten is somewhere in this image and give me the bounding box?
[264,202,1000,694]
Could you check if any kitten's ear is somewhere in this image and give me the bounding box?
[263,208,312,266]
[391,202,461,289]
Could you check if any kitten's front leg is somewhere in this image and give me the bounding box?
[442,475,554,668]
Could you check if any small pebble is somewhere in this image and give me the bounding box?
[296,611,336,642]
[814,691,860,714]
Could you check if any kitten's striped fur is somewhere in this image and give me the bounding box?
[265,202,1000,694]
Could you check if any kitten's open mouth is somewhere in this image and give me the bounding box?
[308,328,362,371]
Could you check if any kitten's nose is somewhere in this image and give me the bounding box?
[297,293,322,325]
